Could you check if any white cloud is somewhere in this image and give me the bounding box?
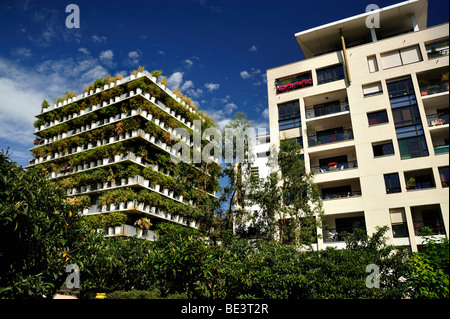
[204,83,220,92]
[167,72,184,90]
[187,88,203,98]
[249,45,259,52]
[78,47,90,55]
[10,47,32,60]
[180,80,194,91]
[262,108,270,119]
[99,49,115,67]
[240,71,251,79]
[91,35,107,44]
[183,59,194,68]
[128,50,140,65]
[157,50,165,55]
[224,102,237,115]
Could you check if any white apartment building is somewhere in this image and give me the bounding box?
[266,0,449,251]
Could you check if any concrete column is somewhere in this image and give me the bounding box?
[404,206,418,252]
[410,14,419,32]
[370,28,378,42]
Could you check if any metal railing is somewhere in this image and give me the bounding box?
[308,129,353,147]
[305,102,349,119]
[312,160,358,174]
[427,113,449,127]
[320,190,362,200]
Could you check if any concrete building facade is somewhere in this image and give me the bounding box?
[266,0,449,251]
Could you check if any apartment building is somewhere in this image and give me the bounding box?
[26,69,220,239]
[266,0,449,251]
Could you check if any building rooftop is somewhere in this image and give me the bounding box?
[295,0,429,58]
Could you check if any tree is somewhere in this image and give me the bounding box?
[0,149,91,298]
[220,112,255,233]
[246,138,324,246]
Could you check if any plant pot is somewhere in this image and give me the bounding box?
[115,226,122,235]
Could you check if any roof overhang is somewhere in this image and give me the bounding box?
[295,0,429,58]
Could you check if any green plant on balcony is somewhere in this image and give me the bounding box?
[134,217,152,231]
[406,177,416,190]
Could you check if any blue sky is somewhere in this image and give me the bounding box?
[0,0,448,167]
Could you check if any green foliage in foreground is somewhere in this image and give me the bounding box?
[1,150,448,299]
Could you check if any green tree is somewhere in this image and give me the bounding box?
[0,149,90,298]
[247,139,324,246]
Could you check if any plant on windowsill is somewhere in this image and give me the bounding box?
[406,177,416,190]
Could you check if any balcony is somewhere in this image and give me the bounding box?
[308,128,353,147]
[404,168,436,191]
[434,144,449,155]
[420,80,449,97]
[320,189,361,201]
[305,101,349,120]
[312,160,357,174]
[425,38,449,59]
[275,72,313,95]
[322,214,366,246]
[426,112,449,128]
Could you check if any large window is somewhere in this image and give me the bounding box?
[398,136,429,159]
[387,77,428,159]
[384,173,401,194]
[367,110,389,126]
[278,100,301,130]
[317,64,345,84]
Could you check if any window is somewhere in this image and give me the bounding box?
[388,77,428,160]
[373,141,395,157]
[384,173,401,194]
[398,136,429,159]
[363,82,382,97]
[367,110,389,126]
[439,166,449,187]
[381,45,423,69]
[367,55,379,73]
[278,100,301,130]
[276,72,313,95]
[317,64,345,84]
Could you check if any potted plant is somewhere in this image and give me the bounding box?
[328,162,338,170]
[406,177,416,190]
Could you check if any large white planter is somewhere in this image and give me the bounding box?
[150,136,156,143]
[114,226,122,235]
[155,184,160,192]
[163,188,169,196]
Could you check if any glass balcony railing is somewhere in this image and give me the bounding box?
[413,221,446,236]
[320,190,361,201]
[312,160,358,174]
[305,102,349,119]
[427,113,449,127]
[434,145,449,154]
[322,227,366,242]
[308,129,353,147]
[419,80,449,96]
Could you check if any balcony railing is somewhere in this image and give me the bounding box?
[420,80,449,96]
[413,221,446,236]
[320,190,361,201]
[308,129,353,147]
[322,228,365,242]
[312,160,358,174]
[427,113,449,127]
[434,145,449,154]
[305,102,349,119]
[426,39,449,59]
